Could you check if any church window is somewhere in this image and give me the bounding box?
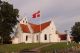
[26,21,27,23]
[44,34,47,40]
[36,35,38,41]
[23,20,24,23]
[25,18,26,20]
[26,36,28,41]
[56,31,58,34]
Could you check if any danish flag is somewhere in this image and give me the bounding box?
[32,11,40,18]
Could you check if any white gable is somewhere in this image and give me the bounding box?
[12,19,60,44]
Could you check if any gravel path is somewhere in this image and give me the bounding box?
[31,43,53,51]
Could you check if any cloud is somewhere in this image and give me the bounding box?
[2,0,80,33]
[7,0,80,17]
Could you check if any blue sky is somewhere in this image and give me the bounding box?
[2,0,80,33]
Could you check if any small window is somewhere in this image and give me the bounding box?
[36,35,38,41]
[44,34,47,40]
[25,18,26,20]
[56,31,58,34]
[26,36,28,41]
[23,20,24,23]
[26,21,27,23]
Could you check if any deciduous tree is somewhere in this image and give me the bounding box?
[71,22,80,43]
[0,0,19,44]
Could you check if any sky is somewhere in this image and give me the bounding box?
[2,0,80,33]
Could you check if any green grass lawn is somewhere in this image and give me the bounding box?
[40,42,77,52]
[0,42,77,53]
[0,43,46,53]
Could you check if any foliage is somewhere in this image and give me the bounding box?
[71,22,80,43]
[0,0,19,43]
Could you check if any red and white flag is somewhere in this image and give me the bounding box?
[32,10,40,18]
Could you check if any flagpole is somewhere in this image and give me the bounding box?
[32,10,40,43]
[39,16,41,43]
[39,11,41,43]
[36,10,41,43]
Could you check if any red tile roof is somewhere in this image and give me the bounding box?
[59,34,67,40]
[20,21,51,33]
[20,24,30,33]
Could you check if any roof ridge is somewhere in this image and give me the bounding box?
[20,21,51,33]
[29,21,51,25]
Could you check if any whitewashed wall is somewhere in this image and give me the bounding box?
[12,37,19,44]
[40,21,60,43]
[12,20,60,44]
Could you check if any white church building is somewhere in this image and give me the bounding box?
[12,17,60,44]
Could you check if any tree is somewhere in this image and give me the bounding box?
[71,22,80,43]
[0,0,19,44]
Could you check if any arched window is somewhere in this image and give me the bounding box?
[44,34,47,40]
[36,35,38,41]
[23,20,24,23]
[26,36,28,41]
[26,21,27,23]
[25,18,26,20]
